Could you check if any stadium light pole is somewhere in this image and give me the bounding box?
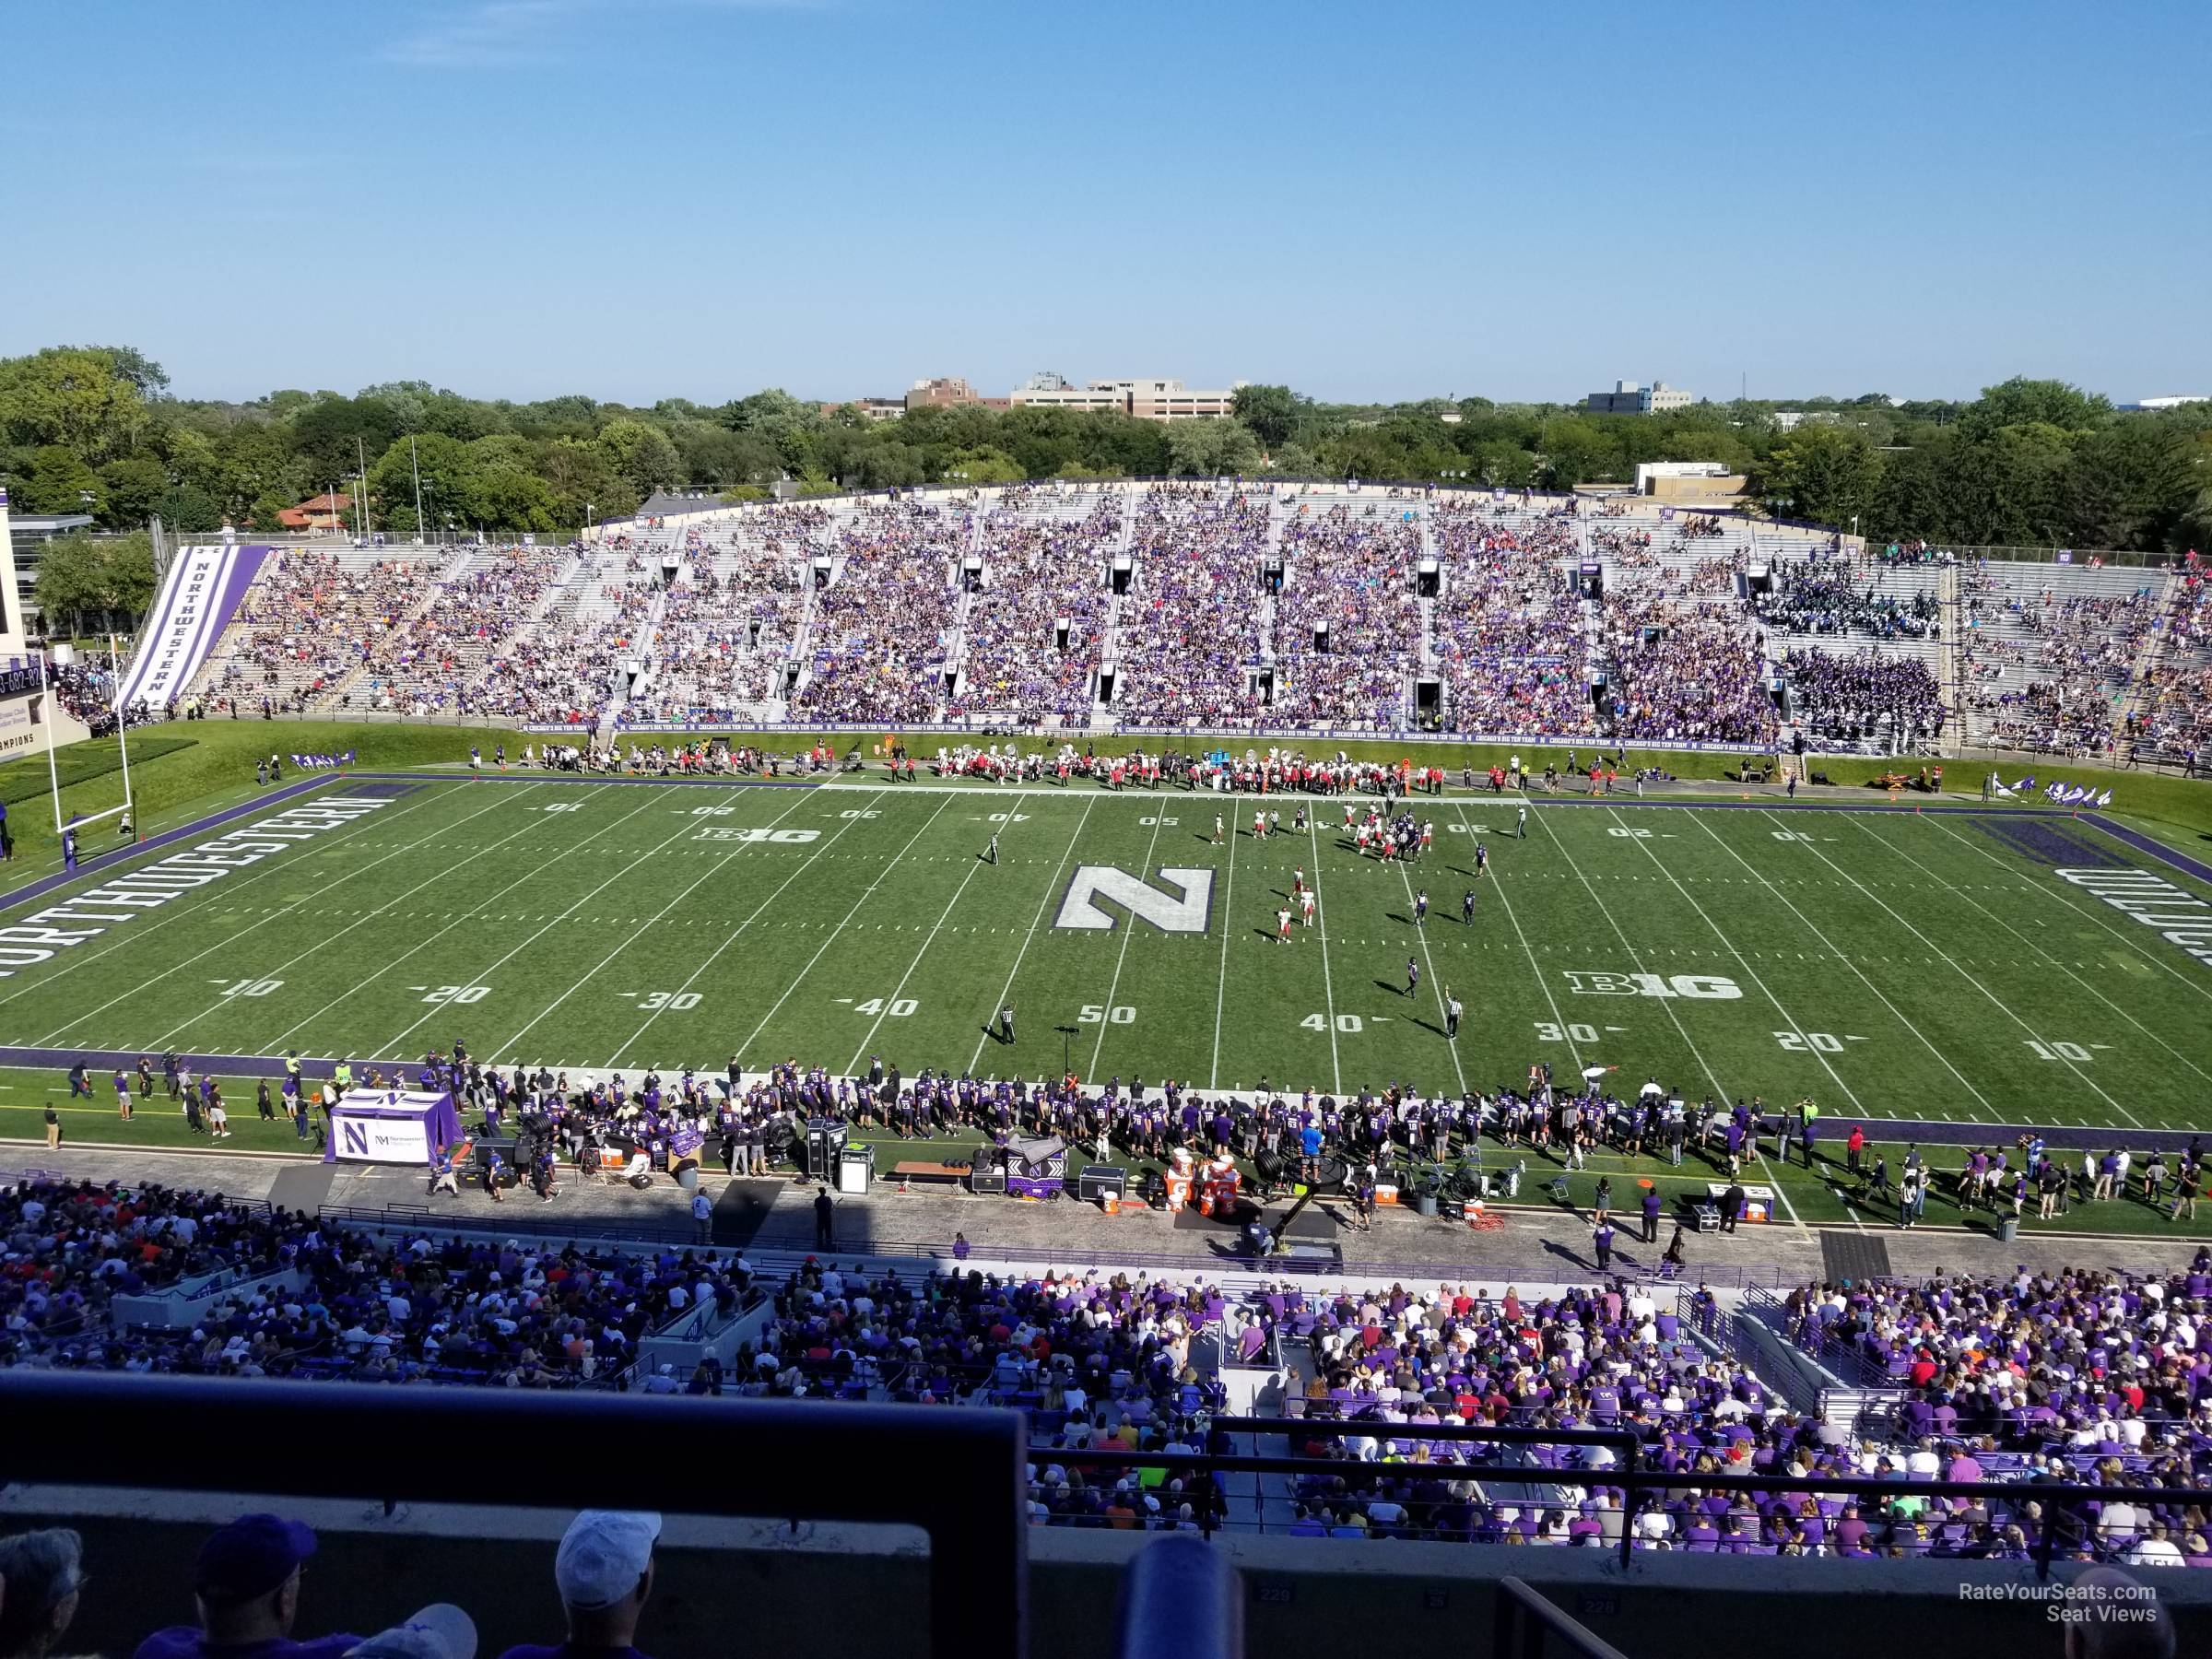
[411,436,427,546]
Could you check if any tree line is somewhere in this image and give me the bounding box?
[2,346,2205,554]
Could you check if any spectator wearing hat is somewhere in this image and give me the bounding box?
[345,1608,477,1659]
[0,1528,83,1659]
[135,1513,371,1659]
[497,1511,660,1659]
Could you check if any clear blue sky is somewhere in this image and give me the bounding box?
[3,0,2205,407]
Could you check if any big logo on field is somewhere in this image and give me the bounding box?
[1053,866,1216,935]
[1565,971,1742,1000]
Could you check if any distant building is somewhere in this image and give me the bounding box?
[1010,374,1244,421]
[2124,394,2208,411]
[1009,371,1125,414]
[821,398,905,422]
[1772,411,1841,431]
[1633,461,1745,505]
[1585,380,1691,415]
[276,491,352,533]
[906,377,984,411]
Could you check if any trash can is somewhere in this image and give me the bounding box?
[1414,1190,1439,1218]
[1999,1216,2018,1243]
[676,1165,699,1196]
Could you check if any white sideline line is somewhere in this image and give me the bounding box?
[468,789,820,1064]
[1391,847,1468,1098]
[1661,807,1971,1121]
[260,786,639,1052]
[846,803,1008,1074]
[0,781,458,1018]
[968,796,1099,1075]
[1473,802,1583,1074]
[1096,811,1172,1079]
[612,793,892,1070]
[1207,811,1240,1089]
[1303,815,1342,1097]
[1759,809,2142,1128]
[1850,815,2212,1091]
[726,796,959,1062]
[1919,813,2212,1008]
[39,783,547,1048]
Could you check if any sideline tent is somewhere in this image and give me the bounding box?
[324,1088,462,1168]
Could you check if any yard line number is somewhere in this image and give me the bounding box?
[1301,1013,1364,1033]
[419,984,491,1005]
[629,991,701,1012]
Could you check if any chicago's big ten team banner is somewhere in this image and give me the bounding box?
[117,542,272,712]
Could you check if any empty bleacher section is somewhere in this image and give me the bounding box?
[2128,559,2212,767]
[1959,561,2165,756]
[193,545,442,714]
[176,485,2205,763]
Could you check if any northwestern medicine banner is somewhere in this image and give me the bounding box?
[117,542,272,711]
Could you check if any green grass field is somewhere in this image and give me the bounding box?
[4,765,2210,1236]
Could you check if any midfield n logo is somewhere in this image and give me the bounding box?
[1053,866,1216,935]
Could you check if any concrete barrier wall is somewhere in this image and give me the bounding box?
[3,1488,2202,1659]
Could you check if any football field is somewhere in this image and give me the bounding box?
[3,768,2210,1230]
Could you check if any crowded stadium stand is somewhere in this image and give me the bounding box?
[166,486,2206,775]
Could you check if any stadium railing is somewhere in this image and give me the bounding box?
[1494,1576,1634,1659]
[0,1370,1030,1659]
[1075,1417,2212,1580]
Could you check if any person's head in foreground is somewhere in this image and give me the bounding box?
[0,1528,83,1659]
[522,1512,660,1659]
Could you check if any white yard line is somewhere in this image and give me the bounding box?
[612,793,892,1070]
[1555,809,1814,1231]
[1850,816,2212,1089]
[968,795,1098,1074]
[1206,812,1241,1089]
[726,796,959,1064]
[1464,802,1583,1074]
[1095,811,1172,1079]
[468,800,822,1065]
[1657,808,1969,1120]
[845,803,1010,1074]
[1390,847,1469,1097]
[261,786,637,1053]
[1759,808,2142,1128]
[1303,815,1342,1097]
[41,784,546,1047]
[0,782,461,1018]
[482,789,825,1065]
[1920,814,2212,1007]
[1753,1148,1806,1230]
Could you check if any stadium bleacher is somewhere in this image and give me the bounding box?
[171,488,2202,771]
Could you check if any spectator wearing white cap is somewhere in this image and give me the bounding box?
[496,1512,661,1659]
[346,1607,477,1659]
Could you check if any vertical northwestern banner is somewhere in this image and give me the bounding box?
[117,542,271,711]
